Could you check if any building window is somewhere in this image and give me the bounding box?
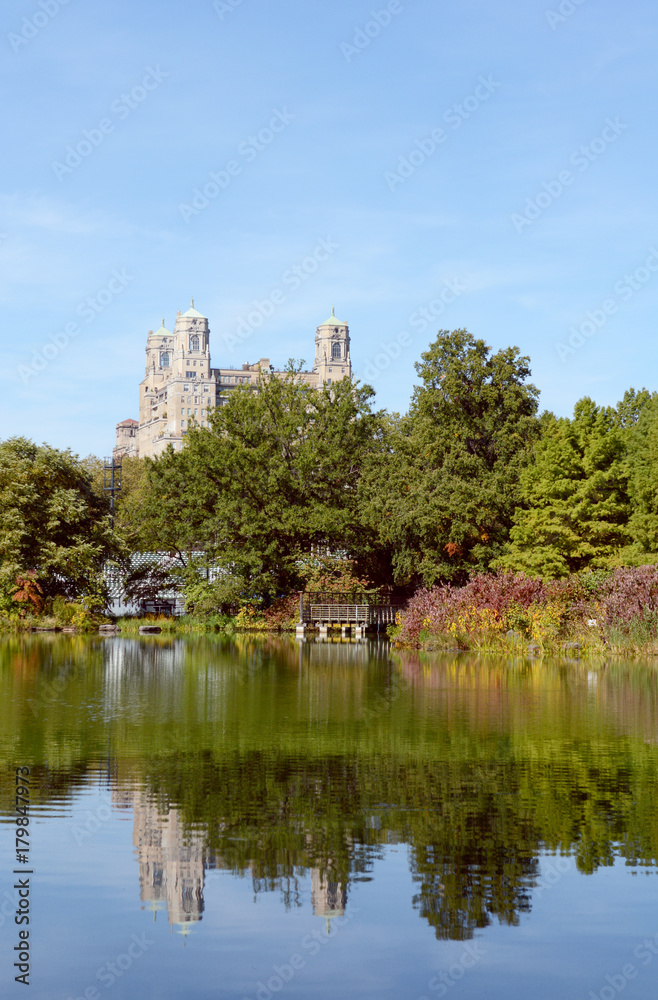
[327,378,332,385]
[159,352,170,367]
[190,335,200,351]
[331,342,341,360]
[187,408,191,415]
[181,420,185,427]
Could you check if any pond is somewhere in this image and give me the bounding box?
[1,635,657,999]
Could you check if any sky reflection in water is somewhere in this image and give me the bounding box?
[1,635,657,1000]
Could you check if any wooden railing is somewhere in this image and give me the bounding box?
[299,591,407,625]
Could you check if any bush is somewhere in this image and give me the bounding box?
[599,565,658,629]
[262,593,300,630]
[397,571,545,645]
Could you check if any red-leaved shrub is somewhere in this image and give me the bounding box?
[599,565,658,625]
[396,571,545,644]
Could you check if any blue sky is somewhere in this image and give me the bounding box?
[1,0,657,457]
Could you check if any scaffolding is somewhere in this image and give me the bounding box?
[103,456,123,524]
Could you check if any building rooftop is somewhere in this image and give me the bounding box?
[319,306,347,327]
[183,297,206,319]
[155,318,172,336]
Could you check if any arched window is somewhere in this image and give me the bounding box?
[331,342,341,360]
[159,352,170,367]
[189,334,200,351]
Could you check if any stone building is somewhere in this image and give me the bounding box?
[114,301,352,460]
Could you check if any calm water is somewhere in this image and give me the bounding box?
[1,636,658,1000]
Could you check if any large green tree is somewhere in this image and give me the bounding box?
[622,392,658,560]
[498,398,631,577]
[86,455,150,553]
[142,366,389,601]
[362,329,540,586]
[0,437,122,610]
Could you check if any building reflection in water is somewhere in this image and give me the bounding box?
[119,785,349,937]
[119,786,206,937]
[311,868,347,933]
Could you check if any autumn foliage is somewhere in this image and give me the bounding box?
[395,566,658,650]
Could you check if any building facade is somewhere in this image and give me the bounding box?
[114,302,352,460]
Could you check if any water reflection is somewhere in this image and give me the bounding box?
[109,781,352,937]
[1,635,657,948]
[128,787,206,931]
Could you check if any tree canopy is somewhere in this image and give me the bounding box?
[498,399,632,577]
[361,329,540,586]
[140,365,389,601]
[0,437,121,611]
[7,331,658,613]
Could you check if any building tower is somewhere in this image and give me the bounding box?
[137,300,215,458]
[313,307,351,385]
[171,298,211,382]
[116,303,354,460]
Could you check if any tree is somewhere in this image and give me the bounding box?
[85,455,151,552]
[623,392,658,559]
[362,330,540,586]
[143,366,388,601]
[0,437,122,610]
[498,399,631,577]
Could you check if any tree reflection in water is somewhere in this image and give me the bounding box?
[1,635,657,940]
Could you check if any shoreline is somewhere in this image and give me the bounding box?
[2,616,658,661]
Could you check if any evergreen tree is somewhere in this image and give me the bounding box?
[624,393,658,558]
[362,329,540,585]
[498,399,631,577]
